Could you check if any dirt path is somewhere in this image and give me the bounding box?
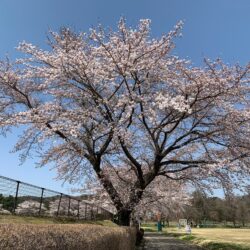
[141,232,203,250]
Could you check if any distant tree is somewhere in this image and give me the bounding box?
[183,189,250,227]
[208,197,225,222]
[0,19,250,225]
[183,190,209,225]
[0,194,15,212]
[15,200,47,215]
[236,196,249,227]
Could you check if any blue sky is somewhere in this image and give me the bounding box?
[0,0,250,194]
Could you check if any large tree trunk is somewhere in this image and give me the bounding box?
[117,208,132,226]
[116,208,144,246]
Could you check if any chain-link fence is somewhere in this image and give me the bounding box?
[0,175,113,220]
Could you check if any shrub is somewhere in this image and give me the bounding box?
[0,195,15,212]
[0,224,136,250]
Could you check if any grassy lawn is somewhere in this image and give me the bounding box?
[0,214,117,227]
[142,223,250,250]
[167,227,250,250]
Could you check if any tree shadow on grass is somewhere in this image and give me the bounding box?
[199,242,249,250]
[168,233,249,250]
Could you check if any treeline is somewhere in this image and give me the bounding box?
[181,190,250,227]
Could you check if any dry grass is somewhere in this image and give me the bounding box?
[166,227,250,249]
[0,214,117,227]
[0,223,136,250]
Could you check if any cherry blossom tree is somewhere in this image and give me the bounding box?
[83,166,189,223]
[0,19,249,225]
[15,200,47,215]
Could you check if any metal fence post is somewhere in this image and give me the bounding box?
[94,206,98,220]
[77,200,80,219]
[13,181,20,213]
[67,196,71,216]
[85,203,87,220]
[39,188,44,215]
[91,206,93,220]
[56,193,63,216]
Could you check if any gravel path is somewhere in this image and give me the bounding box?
[141,232,203,250]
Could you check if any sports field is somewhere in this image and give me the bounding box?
[167,227,250,248]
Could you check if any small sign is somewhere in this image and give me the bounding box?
[179,219,187,226]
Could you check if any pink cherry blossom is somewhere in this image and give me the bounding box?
[0,19,249,225]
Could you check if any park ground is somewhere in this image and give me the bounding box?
[1,215,250,250]
[140,232,203,250]
[142,223,250,250]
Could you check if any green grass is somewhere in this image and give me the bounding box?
[142,223,250,250]
[177,234,249,250]
[0,214,117,227]
[171,228,250,250]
